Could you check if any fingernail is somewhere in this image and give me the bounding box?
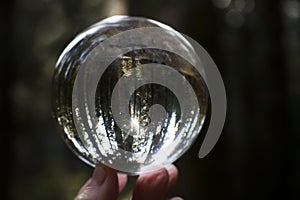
[166,164,178,176]
[92,165,107,185]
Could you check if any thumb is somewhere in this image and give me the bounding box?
[75,164,118,200]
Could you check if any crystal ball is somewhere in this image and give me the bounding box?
[52,16,209,174]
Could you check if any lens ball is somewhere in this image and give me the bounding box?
[52,16,209,174]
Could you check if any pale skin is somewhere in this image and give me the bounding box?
[75,164,183,200]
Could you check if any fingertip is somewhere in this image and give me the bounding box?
[170,197,184,200]
[92,164,107,185]
[166,164,179,190]
[75,164,119,200]
[132,167,169,200]
[166,164,178,182]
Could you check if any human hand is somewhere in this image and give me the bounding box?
[75,164,183,200]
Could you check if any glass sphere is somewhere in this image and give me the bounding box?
[52,16,209,174]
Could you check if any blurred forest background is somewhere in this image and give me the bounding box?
[1,0,300,199]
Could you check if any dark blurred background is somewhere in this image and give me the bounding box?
[1,0,300,199]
